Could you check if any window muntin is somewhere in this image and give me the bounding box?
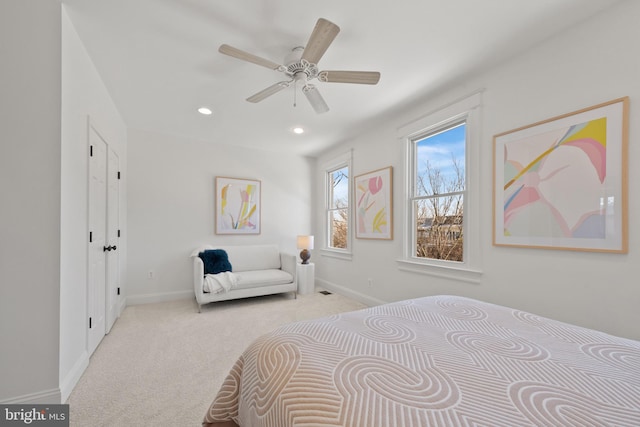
[411,122,466,262]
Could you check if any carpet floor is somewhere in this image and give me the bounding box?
[67,290,366,426]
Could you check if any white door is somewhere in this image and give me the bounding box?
[105,148,120,333]
[88,126,107,355]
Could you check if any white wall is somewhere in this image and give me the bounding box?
[314,0,640,341]
[126,129,314,304]
[59,7,128,402]
[0,0,62,403]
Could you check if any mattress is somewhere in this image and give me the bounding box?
[203,295,640,426]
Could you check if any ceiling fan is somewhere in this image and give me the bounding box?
[219,18,381,114]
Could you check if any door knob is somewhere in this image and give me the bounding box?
[103,245,115,252]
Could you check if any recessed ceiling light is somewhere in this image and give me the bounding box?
[198,107,212,115]
[292,127,305,134]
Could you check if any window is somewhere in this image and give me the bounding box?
[323,151,352,258]
[328,165,349,249]
[412,122,466,262]
[398,92,482,281]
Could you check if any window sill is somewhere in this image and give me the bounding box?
[396,259,482,284]
[321,249,353,261]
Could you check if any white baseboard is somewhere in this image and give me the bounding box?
[0,388,62,404]
[118,295,126,315]
[126,290,193,306]
[59,351,89,403]
[316,278,387,307]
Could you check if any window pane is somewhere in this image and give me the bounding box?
[415,195,464,262]
[330,167,349,209]
[415,123,466,197]
[329,209,347,249]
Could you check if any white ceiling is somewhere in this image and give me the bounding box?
[62,0,620,156]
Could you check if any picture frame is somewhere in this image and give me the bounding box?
[355,166,393,240]
[493,97,629,253]
[215,176,261,235]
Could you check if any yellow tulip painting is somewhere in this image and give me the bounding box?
[215,177,261,234]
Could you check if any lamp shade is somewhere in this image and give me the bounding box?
[297,235,314,250]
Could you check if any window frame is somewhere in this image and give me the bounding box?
[397,92,483,282]
[321,151,353,260]
[410,120,467,263]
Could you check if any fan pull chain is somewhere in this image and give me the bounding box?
[293,84,297,108]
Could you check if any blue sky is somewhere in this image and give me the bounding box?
[416,123,466,195]
[331,167,349,207]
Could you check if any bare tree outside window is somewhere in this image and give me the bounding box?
[331,209,348,248]
[413,123,466,262]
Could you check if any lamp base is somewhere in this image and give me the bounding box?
[299,249,310,264]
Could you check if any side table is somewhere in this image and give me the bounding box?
[296,263,315,295]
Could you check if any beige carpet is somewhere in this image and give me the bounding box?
[67,290,366,427]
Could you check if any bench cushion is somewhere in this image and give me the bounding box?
[234,269,294,290]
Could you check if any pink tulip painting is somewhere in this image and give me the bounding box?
[355,167,393,239]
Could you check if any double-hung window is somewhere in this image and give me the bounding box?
[411,122,466,262]
[398,93,482,281]
[323,151,352,258]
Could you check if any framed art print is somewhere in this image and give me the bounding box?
[215,176,261,234]
[355,166,393,240]
[493,97,628,253]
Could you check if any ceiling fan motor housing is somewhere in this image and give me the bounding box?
[284,47,318,81]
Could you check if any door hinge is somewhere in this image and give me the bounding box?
[117,229,121,238]
[89,317,92,329]
[117,287,120,296]
[117,171,121,180]
[89,231,93,243]
[90,145,93,157]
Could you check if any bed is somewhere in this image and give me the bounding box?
[203,295,640,426]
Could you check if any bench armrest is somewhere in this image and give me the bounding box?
[193,256,205,299]
[280,253,297,282]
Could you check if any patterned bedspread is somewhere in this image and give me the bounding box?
[203,295,640,426]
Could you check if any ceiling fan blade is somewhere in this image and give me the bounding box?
[246,81,291,103]
[302,84,329,114]
[301,18,340,65]
[319,70,381,85]
[219,44,283,70]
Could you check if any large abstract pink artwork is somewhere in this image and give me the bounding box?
[493,98,628,252]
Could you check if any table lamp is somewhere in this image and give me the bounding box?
[296,235,314,264]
